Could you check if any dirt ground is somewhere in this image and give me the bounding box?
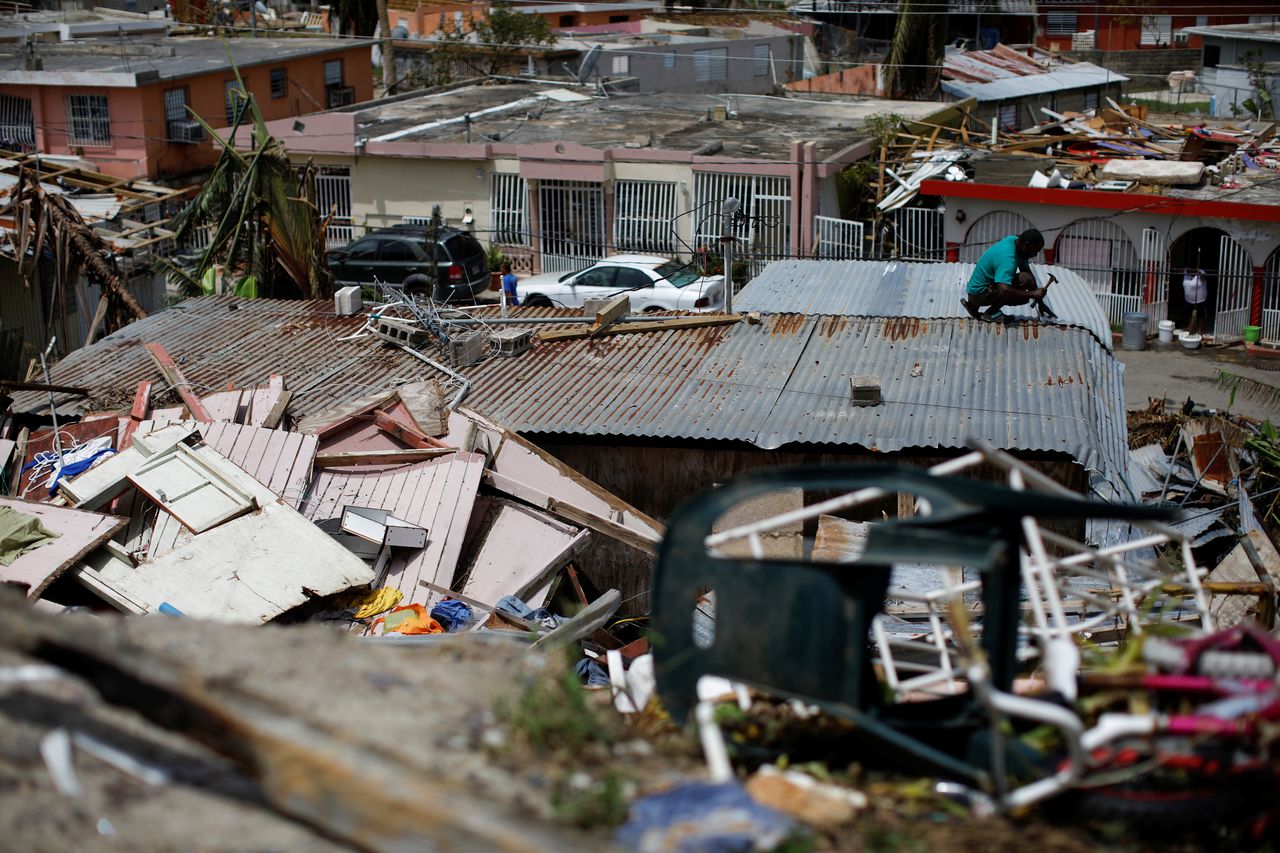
[1114,341,1279,422]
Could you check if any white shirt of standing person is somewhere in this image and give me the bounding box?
[1182,271,1207,306]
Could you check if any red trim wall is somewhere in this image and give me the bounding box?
[920,180,1280,223]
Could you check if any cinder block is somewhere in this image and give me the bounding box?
[447,330,486,367]
[335,285,363,317]
[373,316,428,347]
[850,375,881,407]
[491,328,533,357]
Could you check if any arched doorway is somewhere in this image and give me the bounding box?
[1168,228,1253,343]
[959,210,1035,263]
[1054,218,1141,328]
[1264,247,1280,346]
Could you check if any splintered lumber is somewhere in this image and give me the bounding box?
[0,593,597,853]
[373,408,444,448]
[537,313,741,342]
[313,447,455,468]
[143,343,212,422]
[591,293,631,331]
[546,497,657,555]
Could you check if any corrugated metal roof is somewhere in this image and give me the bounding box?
[735,260,1113,351]
[462,315,1134,502]
[942,63,1126,102]
[16,298,1132,502]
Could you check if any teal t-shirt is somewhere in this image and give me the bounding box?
[966,235,1024,296]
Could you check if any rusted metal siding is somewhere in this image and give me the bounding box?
[734,260,1112,351]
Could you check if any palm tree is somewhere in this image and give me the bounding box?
[166,68,334,300]
[883,0,949,99]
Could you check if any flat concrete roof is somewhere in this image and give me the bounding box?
[1183,22,1280,43]
[0,36,369,87]
[353,82,947,161]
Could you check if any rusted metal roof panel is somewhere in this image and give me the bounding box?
[735,260,1113,351]
[16,298,1132,502]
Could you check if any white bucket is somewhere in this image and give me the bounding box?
[1158,320,1175,344]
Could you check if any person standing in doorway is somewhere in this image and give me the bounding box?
[961,229,1055,322]
[1182,267,1207,336]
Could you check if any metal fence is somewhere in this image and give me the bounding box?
[959,210,1035,263]
[490,172,530,247]
[813,215,865,259]
[884,208,944,261]
[693,172,792,277]
[614,180,679,255]
[1215,235,1253,343]
[1054,217,1142,329]
[1264,249,1280,346]
[537,179,606,274]
[315,170,353,249]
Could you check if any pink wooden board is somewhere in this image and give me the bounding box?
[301,452,486,620]
[0,497,127,598]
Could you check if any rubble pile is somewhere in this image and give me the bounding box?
[2,289,1279,851]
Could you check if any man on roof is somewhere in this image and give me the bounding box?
[962,228,1057,322]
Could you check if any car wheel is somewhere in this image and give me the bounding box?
[402,273,433,297]
[524,294,552,307]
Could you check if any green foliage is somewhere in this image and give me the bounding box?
[884,5,947,98]
[1216,370,1280,412]
[503,658,612,755]
[163,57,333,300]
[551,770,629,829]
[473,2,555,49]
[486,243,506,272]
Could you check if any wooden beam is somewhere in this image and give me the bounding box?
[546,497,658,555]
[144,343,212,422]
[591,294,630,332]
[373,409,432,448]
[120,380,153,450]
[260,390,292,430]
[314,448,456,468]
[536,314,740,343]
[84,294,110,347]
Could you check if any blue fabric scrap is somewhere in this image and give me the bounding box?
[615,781,795,853]
[430,599,473,632]
[574,657,610,687]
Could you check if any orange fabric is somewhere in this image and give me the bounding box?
[372,603,445,636]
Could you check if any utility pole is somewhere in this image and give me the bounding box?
[720,197,739,314]
[376,0,396,96]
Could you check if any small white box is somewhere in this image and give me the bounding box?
[335,285,363,317]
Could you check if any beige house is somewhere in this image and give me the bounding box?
[261,82,952,273]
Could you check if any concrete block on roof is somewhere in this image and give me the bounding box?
[1099,159,1204,186]
[335,285,362,316]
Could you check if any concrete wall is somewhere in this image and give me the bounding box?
[1066,47,1201,83]
[1201,64,1280,118]
[1037,7,1253,53]
[978,81,1125,130]
[615,34,804,95]
[0,44,372,180]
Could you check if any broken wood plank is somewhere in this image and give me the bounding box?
[536,314,741,343]
[260,390,292,430]
[0,497,127,598]
[530,589,621,651]
[84,294,110,347]
[143,342,212,422]
[394,380,446,437]
[120,380,153,450]
[591,293,631,332]
[813,515,869,563]
[458,500,590,607]
[373,409,434,448]
[537,494,656,555]
[314,448,456,468]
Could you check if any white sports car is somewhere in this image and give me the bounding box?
[515,255,725,313]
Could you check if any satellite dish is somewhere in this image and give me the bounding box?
[575,44,602,84]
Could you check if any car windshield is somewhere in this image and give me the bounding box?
[652,261,703,288]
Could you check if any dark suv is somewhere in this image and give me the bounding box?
[329,225,489,302]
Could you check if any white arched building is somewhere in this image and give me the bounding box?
[924,178,1280,347]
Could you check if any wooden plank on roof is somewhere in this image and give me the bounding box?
[535,313,740,342]
[315,448,456,468]
[144,343,213,422]
[0,497,127,598]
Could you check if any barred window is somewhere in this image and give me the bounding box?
[753,44,771,77]
[611,54,629,75]
[324,59,344,86]
[270,67,287,99]
[225,80,247,126]
[1045,12,1077,36]
[0,92,35,150]
[693,48,727,83]
[663,50,676,69]
[163,87,187,123]
[67,94,111,147]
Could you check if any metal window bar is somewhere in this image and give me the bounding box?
[886,208,944,261]
[270,68,287,99]
[753,44,771,77]
[692,172,791,276]
[813,215,864,259]
[225,81,247,127]
[1263,249,1280,346]
[1045,12,1077,35]
[958,210,1035,264]
[1215,235,1253,343]
[1140,226,1169,333]
[1054,218,1141,329]
[693,48,727,83]
[613,180,678,254]
[67,94,111,147]
[537,179,606,274]
[0,93,35,150]
[163,88,187,123]
[324,59,344,86]
[315,170,352,249]
[489,172,529,247]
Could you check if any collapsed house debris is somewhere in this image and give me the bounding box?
[3,273,1280,849]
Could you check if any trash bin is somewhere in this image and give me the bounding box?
[1157,320,1175,344]
[1122,312,1148,351]
[1244,325,1262,344]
